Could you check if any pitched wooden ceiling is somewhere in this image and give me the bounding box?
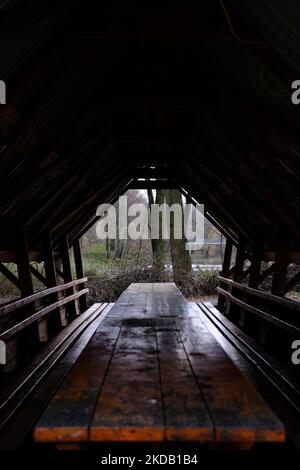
[0,0,299,260]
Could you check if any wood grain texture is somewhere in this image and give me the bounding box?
[34,283,285,444]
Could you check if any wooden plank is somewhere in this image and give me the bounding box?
[0,289,89,342]
[153,284,213,441]
[0,304,110,431]
[198,302,300,410]
[90,318,164,441]
[183,303,285,443]
[90,283,164,441]
[0,303,108,407]
[1,304,113,450]
[34,290,136,442]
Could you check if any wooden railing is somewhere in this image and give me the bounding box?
[217,276,300,336]
[0,278,88,366]
[0,278,88,316]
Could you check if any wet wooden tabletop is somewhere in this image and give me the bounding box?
[34,283,285,445]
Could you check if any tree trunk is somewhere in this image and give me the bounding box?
[164,189,192,280]
[147,189,165,271]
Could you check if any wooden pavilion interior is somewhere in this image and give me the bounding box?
[0,0,300,453]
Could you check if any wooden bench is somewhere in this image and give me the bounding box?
[0,302,114,449]
[34,283,285,448]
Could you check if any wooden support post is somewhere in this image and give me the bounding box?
[30,265,47,286]
[249,240,263,289]
[43,234,57,288]
[60,237,72,283]
[285,271,300,295]
[272,239,289,297]
[218,239,232,311]
[233,238,246,283]
[247,239,264,335]
[15,226,39,359]
[15,227,34,298]
[267,237,289,350]
[60,237,77,320]
[229,237,246,322]
[0,263,20,290]
[43,234,65,332]
[73,239,87,313]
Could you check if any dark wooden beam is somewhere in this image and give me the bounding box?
[60,237,76,321]
[233,238,246,283]
[259,263,276,284]
[60,238,72,284]
[73,239,87,313]
[222,239,233,279]
[43,234,57,288]
[272,239,289,297]
[0,263,20,290]
[284,271,300,295]
[43,233,63,333]
[218,238,233,311]
[15,227,34,298]
[30,265,47,286]
[249,239,264,289]
[15,226,39,350]
[128,180,178,190]
[230,237,246,322]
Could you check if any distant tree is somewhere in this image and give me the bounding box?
[164,190,192,279]
[147,189,165,271]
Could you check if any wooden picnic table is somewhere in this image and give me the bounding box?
[34,283,285,447]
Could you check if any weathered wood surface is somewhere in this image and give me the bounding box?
[0,303,114,450]
[34,283,285,445]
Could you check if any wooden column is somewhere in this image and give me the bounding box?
[60,237,72,283]
[229,237,246,322]
[247,238,264,335]
[249,239,263,289]
[44,234,57,288]
[272,239,289,297]
[233,237,246,283]
[73,238,87,313]
[218,238,233,311]
[43,233,64,332]
[15,226,39,358]
[60,237,77,320]
[267,237,289,350]
[15,227,34,298]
